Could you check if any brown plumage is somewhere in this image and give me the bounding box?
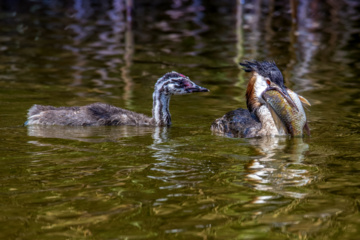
[246,73,261,115]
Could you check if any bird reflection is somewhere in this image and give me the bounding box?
[244,137,313,199]
[147,128,207,191]
[26,124,172,150]
[27,125,155,143]
[148,127,173,167]
[152,127,170,144]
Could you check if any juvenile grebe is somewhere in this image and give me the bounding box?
[26,72,209,126]
[211,61,310,138]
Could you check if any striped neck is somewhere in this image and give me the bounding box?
[152,90,171,126]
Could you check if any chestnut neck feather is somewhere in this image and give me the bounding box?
[245,72,282,136]
[246,74,261,116]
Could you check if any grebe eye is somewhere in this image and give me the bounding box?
[176,81,184,87]
[266,79,271,86]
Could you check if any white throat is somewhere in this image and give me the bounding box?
[253,73,268,104]
[255,105,279,136]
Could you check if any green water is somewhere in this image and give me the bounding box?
[1,1,360,239]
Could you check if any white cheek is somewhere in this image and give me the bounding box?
[167,83,175,89]
[254,75,268,103]
[165,84,176,94]
[176,89,187,95]
[167,84,188,95]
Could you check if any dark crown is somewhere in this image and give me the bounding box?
[239,60,285,88]
[163,72,187,80]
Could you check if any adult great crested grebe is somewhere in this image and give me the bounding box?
[25,72,209,126]
[211,61,310,138]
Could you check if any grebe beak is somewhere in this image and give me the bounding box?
[185,84,209,93]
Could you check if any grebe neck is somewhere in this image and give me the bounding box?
[256,105,279,136]
[152,90,171,126]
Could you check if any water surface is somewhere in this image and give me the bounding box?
[1,0,360,239]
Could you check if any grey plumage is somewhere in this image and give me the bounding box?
[25,72,209,127]
[26,103,154,126]
[211,108,261,138]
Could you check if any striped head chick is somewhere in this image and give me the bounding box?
[152,71,209,126]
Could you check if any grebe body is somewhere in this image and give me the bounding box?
[26,72,209,127]
[211,61,310,138]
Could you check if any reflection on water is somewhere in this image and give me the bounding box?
[65,0,133,101]
[27,124,155,143]
[1,0,360,239]
[29,123,312,202]
[245,137,312,199]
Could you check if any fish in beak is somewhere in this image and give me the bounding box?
[261,86,310,137]
[264,81,299,111]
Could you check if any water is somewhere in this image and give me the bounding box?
[1,0,360,239]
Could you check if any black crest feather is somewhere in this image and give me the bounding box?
[239,60,285,88]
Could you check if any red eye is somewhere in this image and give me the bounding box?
[183,81,191,87]
[266,79,271,86]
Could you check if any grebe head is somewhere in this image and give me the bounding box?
[154,72,209,95]
[240,61,296,114]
